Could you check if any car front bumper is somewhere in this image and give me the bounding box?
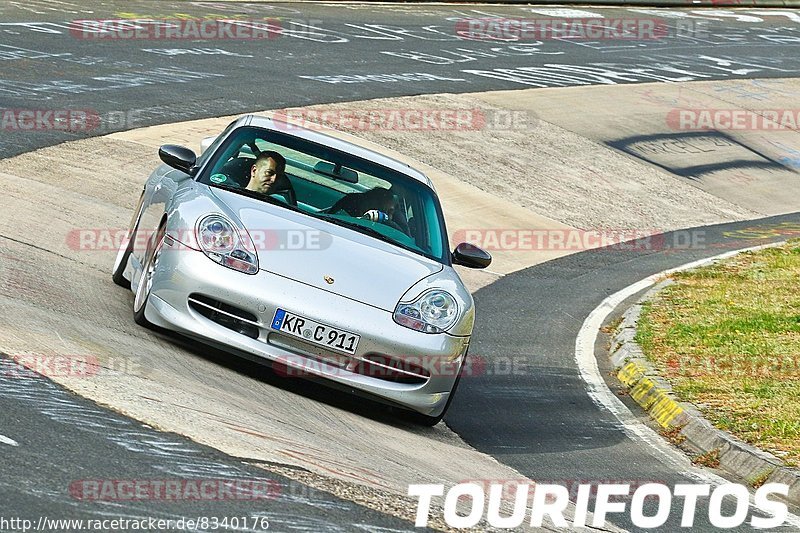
[144,245,470,416]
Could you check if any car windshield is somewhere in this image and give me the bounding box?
[197,125,450,264]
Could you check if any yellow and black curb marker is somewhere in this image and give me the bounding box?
[617,360,684,429]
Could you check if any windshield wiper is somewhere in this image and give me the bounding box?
[318,216,415,250]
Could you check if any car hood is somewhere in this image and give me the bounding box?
[211,188,444,312]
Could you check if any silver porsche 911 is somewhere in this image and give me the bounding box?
[112,114,491,425]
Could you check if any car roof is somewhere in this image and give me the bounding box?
[241,114,435,189]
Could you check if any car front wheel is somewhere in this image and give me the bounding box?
[403,362,463,426]
[112,193,146,289]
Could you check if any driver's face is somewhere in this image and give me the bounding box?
[249,158,278,194]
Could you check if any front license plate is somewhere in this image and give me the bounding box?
[271,309,360,355]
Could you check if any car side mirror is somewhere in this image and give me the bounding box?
[452,242,492,269]
[159,144,197,175]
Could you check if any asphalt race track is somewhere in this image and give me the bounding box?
[0,365,424,532]
[449,214,800,531]
[2,1,800,532]
[3,1,800,160]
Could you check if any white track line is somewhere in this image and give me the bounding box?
[0,434,18,446]
[575,241,800,528]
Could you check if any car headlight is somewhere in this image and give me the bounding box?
[196,215,258,275]
[393,289,459,334]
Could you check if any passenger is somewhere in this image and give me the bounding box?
[328,187,395,221]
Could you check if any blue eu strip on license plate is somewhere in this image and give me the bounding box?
[271,309,286,330]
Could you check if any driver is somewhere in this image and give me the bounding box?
[246,151,284,194]
[245,151,296,204]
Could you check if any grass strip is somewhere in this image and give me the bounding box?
[636,242,800,467]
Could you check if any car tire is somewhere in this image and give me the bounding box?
[133,223,165,329]
[112,194,145,289]
[112,233,135,289]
